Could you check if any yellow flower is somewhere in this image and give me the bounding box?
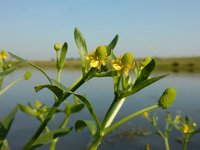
[35,100,42,108]
[182,124,189,133]
[54,43,62,51]
[0,50,9,59]
[86,45,108,68]
[143,111,149,119]
[112,52,134,76]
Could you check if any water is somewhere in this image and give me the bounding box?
[0,68,200,150]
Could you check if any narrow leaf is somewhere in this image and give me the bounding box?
[58,42,68,69]
[9,52,52,84]
[30,128,72,149]
[121,74,168,97]
[34,84,63,100]
[94,71,117,77]
[134,59,155,86]
[72,93,100,130]
[18,104,38,117]
[75,120,97,137]
[0,106,18,140]
[107,35,119,56]
[0,68,16,77]
[70,103,84,114]
[74,28,88,73]
[50,79,68,91]
[8,52,26,62]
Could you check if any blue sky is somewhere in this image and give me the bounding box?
[0,0,200,60]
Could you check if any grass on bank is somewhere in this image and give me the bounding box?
[18,56,200,72]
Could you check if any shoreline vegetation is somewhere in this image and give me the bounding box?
[18,56,200,73]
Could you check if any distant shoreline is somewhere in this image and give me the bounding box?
[22,56,200,73]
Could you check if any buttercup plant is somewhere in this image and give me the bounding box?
[0,50,32,149]
[143,111,200,150]
[0,28,178,150]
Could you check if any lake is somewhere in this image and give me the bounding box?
[0,68,200,150]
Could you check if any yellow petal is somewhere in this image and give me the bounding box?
[113,64,122,71]
[86,56,90,60]
[90,60,99,67]
[123,68,129,76]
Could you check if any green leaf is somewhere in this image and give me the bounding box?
[34,84,63,100]
[94,71,117,77]
[72,93,100,130]
[121,74,168,97]
[113,75,121,95]
[8,52,26,62]
[134,59,156,86]
[0,68,16,77]
[0,106,18,140]
[50,79,68,91]
[70,103,84,114]
[8,52,52,84]
[30,128,72,149]
[74,28,88,74]
[134,62,140,77]
[0,139,9,150]
[58,42,68,70]
[107,35,119,56]
[18,104,38,117]
[75,120,97,137]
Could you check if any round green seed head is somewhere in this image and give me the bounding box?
[141,57,152,68]
[95,45,107,60]
[158,88,176,109]
[121,52,134,66]
[54,43,62,51]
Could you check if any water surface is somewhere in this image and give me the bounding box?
[0,69,200,150]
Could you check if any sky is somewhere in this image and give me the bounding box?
[0,0,200,60]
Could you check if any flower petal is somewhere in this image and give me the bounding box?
[90,60,99,67]
[113,63,122,71]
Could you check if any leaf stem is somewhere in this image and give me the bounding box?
[22,68,95,150]
[104,104,159,135]
[0,77,24,96]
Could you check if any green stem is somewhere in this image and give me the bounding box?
[164,137,170,150]
[22,68,95,150]
[89,135,103,150]
[101,97,126,129]
[49,114,70,150]
[104,104,159,135]
[183,134,190,150]
[0,77,24,96]
[57,69,61,82]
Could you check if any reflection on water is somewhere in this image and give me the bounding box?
[0,68,200,150]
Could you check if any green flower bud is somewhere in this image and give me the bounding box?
[158,88,176,109]
[24,71,32,80]
[121,52,133,66]
[54,43,62,51]
[95,45,107,60]
[141,57,152,68]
